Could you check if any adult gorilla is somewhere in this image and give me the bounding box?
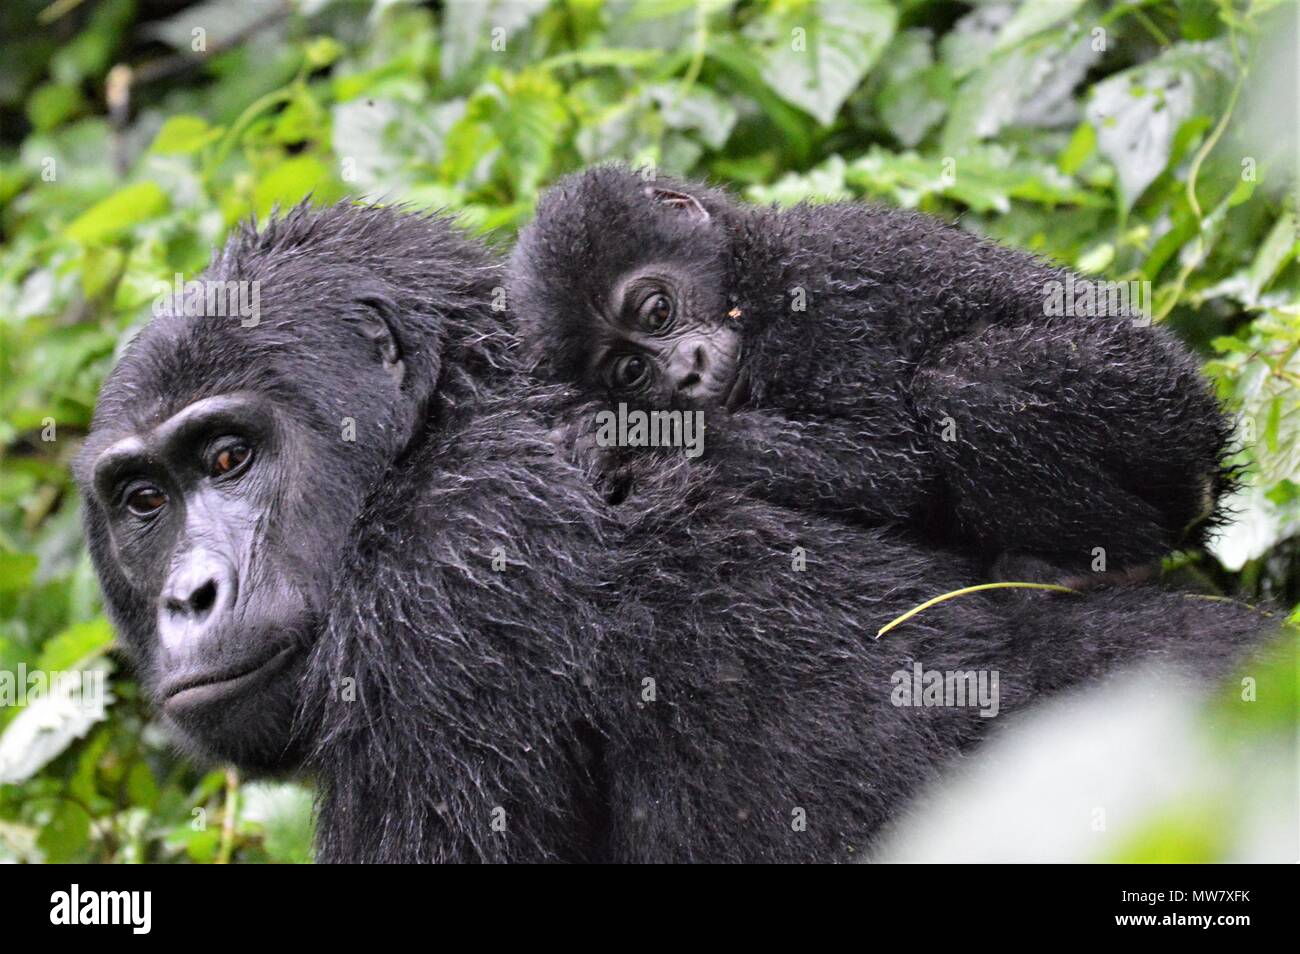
[76,203,1272,863]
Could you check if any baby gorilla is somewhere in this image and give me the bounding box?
[509,166,1233,575]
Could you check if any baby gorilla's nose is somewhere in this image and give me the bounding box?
[672,344,709,396]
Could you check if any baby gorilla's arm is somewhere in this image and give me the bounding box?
[558,401,942,525]
[694,407,943,527]
[909,318,1229,572]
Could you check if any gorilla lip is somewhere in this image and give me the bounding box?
[160,644,299,709]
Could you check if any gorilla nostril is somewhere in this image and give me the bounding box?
[190,579,218,618]
[168,578,218,619]
[677,372,702,392]
[693,346,708,370]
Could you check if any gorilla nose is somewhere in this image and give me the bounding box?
[673,345,709,395]
[159,552,233,651]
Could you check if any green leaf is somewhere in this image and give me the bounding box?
[240,782,315,863]
[304,36,345,70]
[1086,41,1233,211]
[993,0,1085,53]
[538,48,662,70]
[847,145,1101,213]
[1058,121,1095,175]
[942,31,1095,154]
[878,64,953,148]
[0,667,113,785]
[1076,243,1114,274]
[37,799,91,863]
[149,115,224,155]
[1106,801,1228,863]
[1245,210,1297,304]
[488,70,569,199]
[441,0,548,80]
[65,182,170,244]
[127,761,161,811]
[26,83,85,132]
[252,156,340,219]
[748,0,897,126]
[0,553,38,592]
[35,618,114,672]
[646,84,738,150]
[747,155,851,206]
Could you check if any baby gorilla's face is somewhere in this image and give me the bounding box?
[586,262,744,410]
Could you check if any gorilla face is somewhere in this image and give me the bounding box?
[587,263,742,410]
[509,166,749,410]
[74,204,462,771]
[83,391,316,767]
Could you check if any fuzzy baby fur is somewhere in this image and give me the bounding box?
[510,166,1235,573]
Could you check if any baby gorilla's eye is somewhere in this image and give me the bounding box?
[126,487,167,517]
[642,294,673,332]
[211,442,252,477]
[611,354,651,391]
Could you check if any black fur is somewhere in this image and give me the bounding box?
[78,202,1273,863]
[509,166,1236,573]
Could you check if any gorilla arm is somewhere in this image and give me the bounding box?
[302,393,611,864]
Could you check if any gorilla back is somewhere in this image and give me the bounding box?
[78,203,1276,863]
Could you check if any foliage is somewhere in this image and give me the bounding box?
[0,0,1295,863]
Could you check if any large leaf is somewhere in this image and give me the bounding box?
[747,0,897,126]
[992,0,1086,52]
[646,84,738,150]
[942,30,1096,153]
[1086,41,1234,211]
[441,0,549,81]
[847,144,1100,212]
[65,182,169,243]
[143,0,285,52]
[149,115,224,155]
[0,664,114,785]
[35,617,114,672]
[252,156,341,219]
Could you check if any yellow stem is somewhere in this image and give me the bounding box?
[876,581,1079,640]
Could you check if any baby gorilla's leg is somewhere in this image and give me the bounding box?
[911,319,1230,572]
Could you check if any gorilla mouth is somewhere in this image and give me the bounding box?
[161,644,300,711]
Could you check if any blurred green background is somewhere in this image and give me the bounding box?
[0,0,1296,863]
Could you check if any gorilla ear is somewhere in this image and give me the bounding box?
[645,186,710,223]
[354,291,405,386]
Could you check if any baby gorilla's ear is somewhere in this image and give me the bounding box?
[353,290,405,386]
[645,185,711,223]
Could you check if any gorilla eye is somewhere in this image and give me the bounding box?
[611,354,651,392]
[642,294,673,332]
[211,442,252,477]
[125,486,167,517]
